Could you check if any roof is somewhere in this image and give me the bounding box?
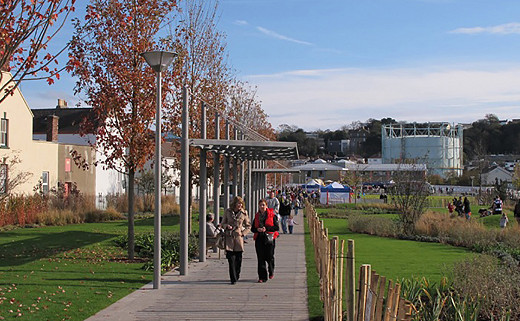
[251,168,301,173]
[1,71,34,118]
[293,162,427,172]
[482,165,512,176]
[343,163,427,171]
[292,162,344,171]
[32,108,93,134]
[189,138,299,161]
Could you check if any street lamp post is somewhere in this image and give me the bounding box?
[140,50,176,289]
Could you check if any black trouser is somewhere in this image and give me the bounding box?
[255,239,275,281]
[225,251,243,283]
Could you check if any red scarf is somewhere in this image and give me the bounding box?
[253,208,279,240]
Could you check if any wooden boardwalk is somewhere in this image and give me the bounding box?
[87,218,309,321]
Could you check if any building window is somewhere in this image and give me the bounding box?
[41,171,49,194]
[0,163,7,194]
[0,118,8,147]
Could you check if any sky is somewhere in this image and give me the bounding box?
[19,0,520,131]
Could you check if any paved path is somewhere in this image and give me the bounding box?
[87,218,309,321]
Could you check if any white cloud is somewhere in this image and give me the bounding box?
[246,65,520,130]
[234,20,248,26]
[256,26,313,45]
[450,22,520,35]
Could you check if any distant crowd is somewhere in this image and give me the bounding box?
[447,195,520,228]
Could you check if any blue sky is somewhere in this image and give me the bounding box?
[20,0,520,131]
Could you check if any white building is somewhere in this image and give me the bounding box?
[382,123,463,178]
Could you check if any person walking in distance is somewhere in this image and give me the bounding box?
[493,196,503,215]
[267,190,280,217]
[279,194,292,234]
[463,196,471,220]
[514,199,520,226]
[221,196,251,285]
[287,215,296,234]
[292,195,301,217]
[252,199,279,283]
[500,212,509,229]
[267,190,281,230]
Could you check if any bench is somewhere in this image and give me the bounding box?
[206,236,221,259]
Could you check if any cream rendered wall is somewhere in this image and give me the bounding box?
[0,72,59,194]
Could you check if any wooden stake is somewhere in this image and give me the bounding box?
[374,276,386,321]
[383,280,395,321]
[357,264,371,321]
[369,271,380,320]
[346,239,355,321]
[339,239,345,320]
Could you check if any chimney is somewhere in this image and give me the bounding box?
[56,99,68,108]
[46,115,59,142]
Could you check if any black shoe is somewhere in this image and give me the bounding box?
[231,281,236,285]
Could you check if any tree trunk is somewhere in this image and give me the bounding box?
[127,169,135,260]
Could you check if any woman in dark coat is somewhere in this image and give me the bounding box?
[251,199,279,283]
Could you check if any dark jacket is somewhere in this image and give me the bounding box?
[279,198,292,216]
[514,201,520,218]
[252,208,280,240]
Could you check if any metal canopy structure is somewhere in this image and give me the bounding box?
[189,138,299,160]
[167,87,301,286]
[251,168,301,173]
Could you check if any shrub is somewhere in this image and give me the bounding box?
[161,195,179,215]
[0,194,46,227]
[105,193,180,216]
[106,193,128,213]
[36,209,82,226]
[348,215,400,237]
[451,255,520,320]
[415,211,520,262]
[114,232,199,271]
[84,208,125,223]
[400,275,484,321]
[355,203,399,214]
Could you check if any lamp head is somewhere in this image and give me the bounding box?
[141,50,177,73]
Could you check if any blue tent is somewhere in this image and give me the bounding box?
[320,182,351,204]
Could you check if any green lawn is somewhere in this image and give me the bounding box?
[305,215,476,320]
[323,218,475,281]
[0,216,182,320]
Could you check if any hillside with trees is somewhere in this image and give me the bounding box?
[464,114,520,162]
[278,115,520,163]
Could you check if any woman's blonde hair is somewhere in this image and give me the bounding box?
[231,196,245,210]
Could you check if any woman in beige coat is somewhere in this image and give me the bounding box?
[221,196,251,284]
